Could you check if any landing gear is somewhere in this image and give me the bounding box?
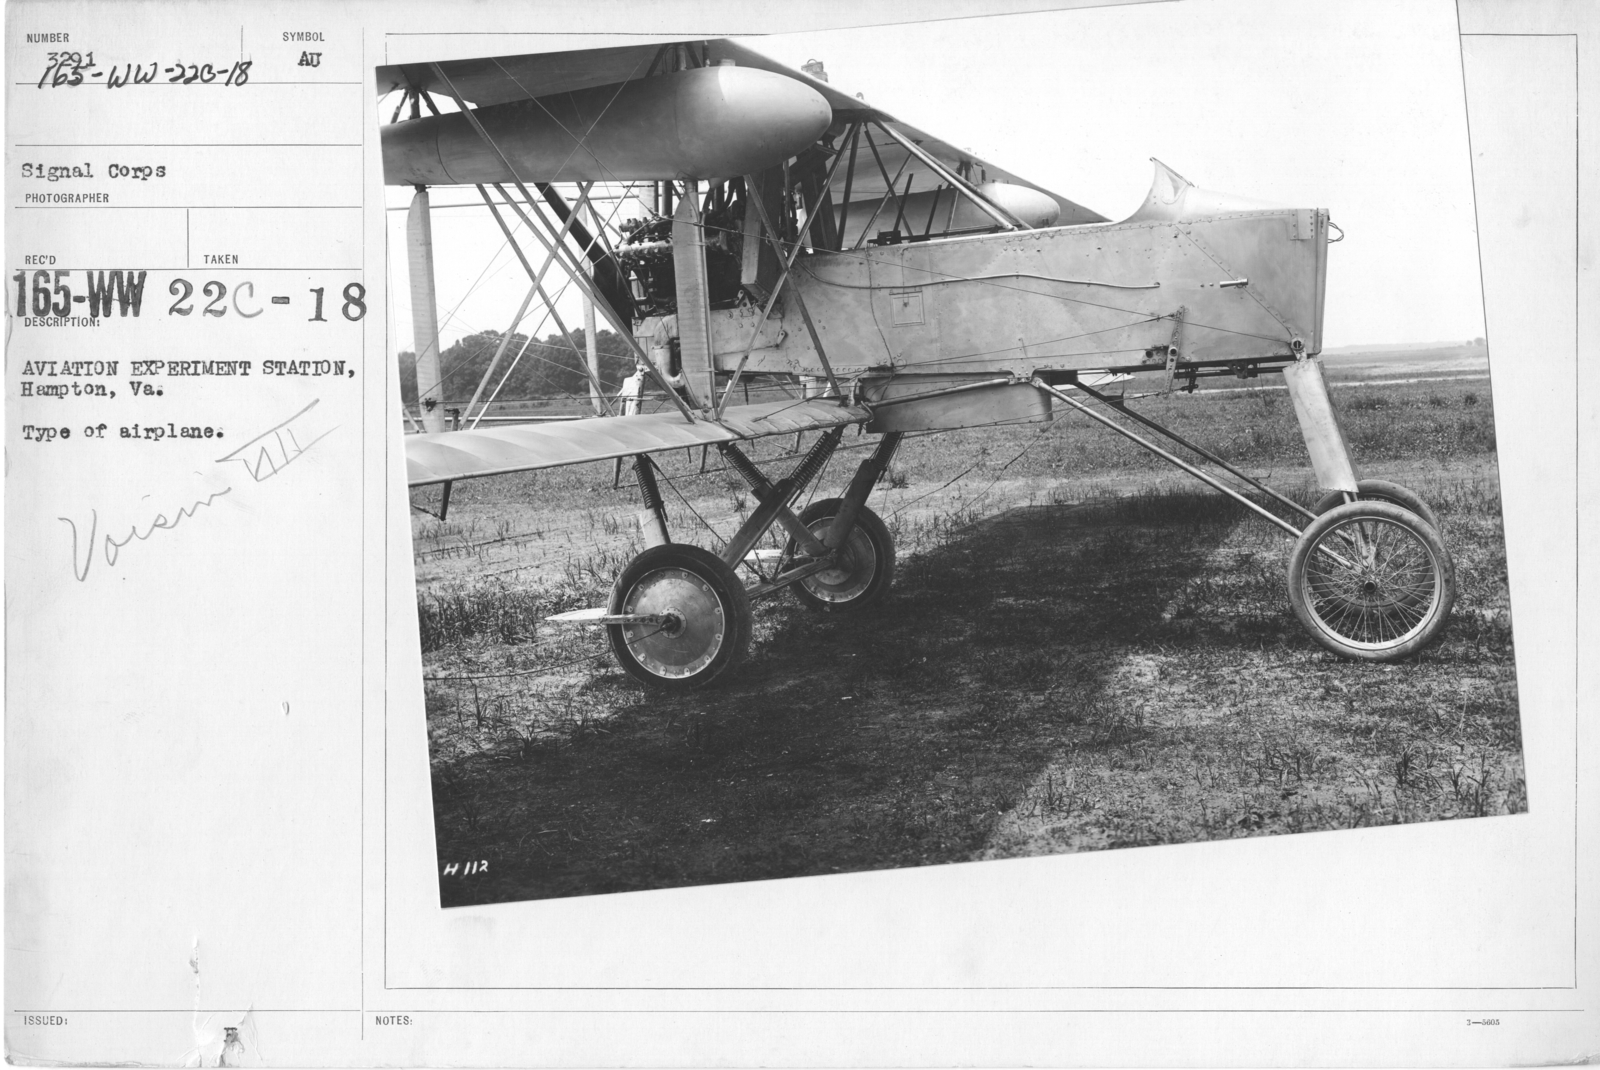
[1311,478,1441,532]
[1287,501,1455,661]
[786,498,896,612]
[596,430,902,688]
[1034,367,1458,661]
[607,544,753,689]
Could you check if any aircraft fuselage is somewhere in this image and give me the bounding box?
[641,206,1329,388]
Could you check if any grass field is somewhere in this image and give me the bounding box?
[412,369,1520,906]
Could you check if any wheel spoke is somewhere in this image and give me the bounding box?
[1292,506,1451,655]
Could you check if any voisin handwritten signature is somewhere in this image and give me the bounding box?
[58,399,333,580]
[59,489,233,581]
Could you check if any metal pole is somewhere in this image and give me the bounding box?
[473,184,612,419]
[672,190,716,410]
[866,376,1012,409]
[584,197,602,415]
[824,431,902,551]
[742,189,843,401]
[834,123,861,249]
[428,63,694,424]
[488,180,691,421]
[406,187,446,432]
[718,432,840,566]
[461,283,539,427]
[889,175,915,238]
[633,455,670,547]
[874,122,1023,230]
[715,147,854,418]
[1032,378,1304,539]
[476,330,540,428]
[855,126,913,250]
[1072,381,1319,522]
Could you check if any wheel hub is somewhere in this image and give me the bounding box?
[618,569,726,679]
[801,523,874,602]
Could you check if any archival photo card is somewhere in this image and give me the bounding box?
[6,0,1592,1064]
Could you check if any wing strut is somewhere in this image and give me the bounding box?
[427,62,697,424]
[534,182,634,323]
[495,174,693,421]
[406,188,446,432]
[714,140,855,417]
[465,283,540,427]
[488,180,684,417]
[744,187,843,402]
[873,121,1025,231]
[672,193,716,410]
[834,123,862,251]
[470,182,614,422]
[855,127,914,250]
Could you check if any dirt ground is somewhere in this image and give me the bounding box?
[417,434,1520,905]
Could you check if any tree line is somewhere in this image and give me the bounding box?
[398,327,636,406]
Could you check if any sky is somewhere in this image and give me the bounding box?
[384,0,1487,360]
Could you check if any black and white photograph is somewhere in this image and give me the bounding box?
[11,0,1593,1063]
[387,0,1524,908]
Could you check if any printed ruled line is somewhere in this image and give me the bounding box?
[14,142,360,147]
[12,1009,365,1014]
[11,80,362,86]
[8,1006,1587,1013]
[12,204,364,207]
[0,266,364,272]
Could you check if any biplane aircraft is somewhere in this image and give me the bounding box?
[380,37,1456,689]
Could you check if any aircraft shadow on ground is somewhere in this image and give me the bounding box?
[428,491,1313,907]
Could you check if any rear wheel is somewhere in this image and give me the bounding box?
[607,544,752,689]
[785,498,895,613]
[1287,501,1455,661]
[1312,478,1440,531]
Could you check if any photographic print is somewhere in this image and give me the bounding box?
[384,0,1524,907]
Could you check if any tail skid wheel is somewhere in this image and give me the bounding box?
[1287,501,1455,661]
[1312,478,1441,532]
[785,498,895,613]
[607,544,752,689]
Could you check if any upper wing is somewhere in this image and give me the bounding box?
[377,42,667,109]
[709,41,1108,227]
[406,396,870,487]
[375,38,1104,224]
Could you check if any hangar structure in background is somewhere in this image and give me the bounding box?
[378,37,1456,688]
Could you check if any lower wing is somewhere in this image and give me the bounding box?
[405,396,870,487]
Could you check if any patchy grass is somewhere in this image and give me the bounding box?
[414,374,1522,906]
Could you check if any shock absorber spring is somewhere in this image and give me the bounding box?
[721,427,842,505]
[718,441,767,489]
[634,454,665,513]
[785,427,841,493]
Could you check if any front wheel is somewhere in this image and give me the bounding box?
[607,544,752,689]
[1287,501,1455,661]
[785,498,895,613]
